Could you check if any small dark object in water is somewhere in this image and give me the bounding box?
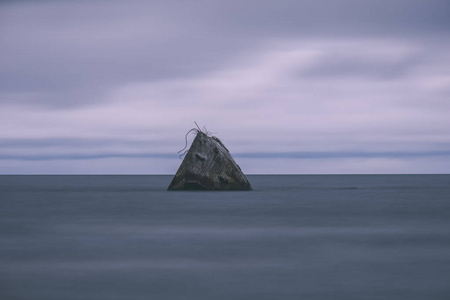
[168,129,252,191]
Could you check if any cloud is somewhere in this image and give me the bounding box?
[2,0,449,107]
[0,0,254,107]
[1,0,450,173]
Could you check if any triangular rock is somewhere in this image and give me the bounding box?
[168,130,252,191]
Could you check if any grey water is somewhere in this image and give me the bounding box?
[1,175,450,300]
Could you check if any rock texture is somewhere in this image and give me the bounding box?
[168,131,252,191]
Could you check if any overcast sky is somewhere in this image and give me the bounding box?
[1,0,450,174]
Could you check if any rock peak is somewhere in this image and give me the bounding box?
[168,131,252,191]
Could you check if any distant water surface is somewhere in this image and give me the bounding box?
[1,175,450,300]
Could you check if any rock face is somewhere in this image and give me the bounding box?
[168,131,252,191]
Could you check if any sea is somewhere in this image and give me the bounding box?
[1,175,449,300]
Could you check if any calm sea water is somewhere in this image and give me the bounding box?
[1,175,449,300]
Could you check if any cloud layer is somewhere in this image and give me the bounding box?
[1,0,450,174]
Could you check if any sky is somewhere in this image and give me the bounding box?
[1,0,450,174]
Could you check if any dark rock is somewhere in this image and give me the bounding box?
[168,131,252,191]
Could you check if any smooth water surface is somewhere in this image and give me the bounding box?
[1,175,450,299]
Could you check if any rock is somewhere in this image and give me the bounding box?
[168,131,252,191]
